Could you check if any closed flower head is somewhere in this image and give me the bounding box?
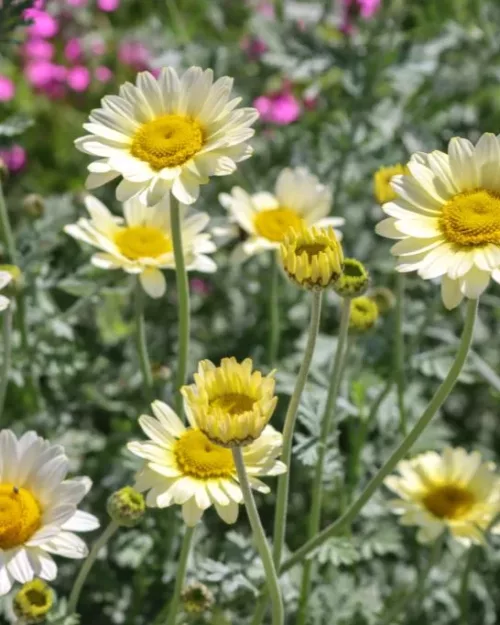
[280,225,343,290]
[76,67,258,206]
[385,447,500,544]
[373,163,409,205]
[182,358,278,447]
[349,296,379,332]
[107,486,146,527]
[333,257,370,297]
[13,580,53,623]
[181,582,214,614]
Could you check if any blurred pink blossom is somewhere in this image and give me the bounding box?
[0,145,27,174]
[341,0,381,31]
[97,0,120,11]
[95,66,113,83]
[25,60,58,87]
[64,39,84,63]
[118,41,150,71]
[255,1,274,18]
[241,36,267,60]
[254,90,301,125]
[23,38,54,60]
[0,76,15,102]
[66,66,91,92]
[190,278,212,296]
[24,9,59,38]
[90,38,107,56]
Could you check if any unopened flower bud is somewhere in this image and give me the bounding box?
[349,296,379,332]
[181,582,214,614]
[107,486,146,527]
[369,287,395,314]
[23,193,45,218]
[333,258,370,297]
[13,580,53,623]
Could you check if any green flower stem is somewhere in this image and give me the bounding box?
[135,278,153,398]
[170,197,190,417]
[164,525,196,625]
[274,0,285,22]
[0,304,13,422]
[459,545,479,625]
[0,179,17,264]
[296,297,352,625]
[268,252,280,366]
[394,273,407,435]
[232,447,284,625]
[67,521,119,615]
[272,291,323,567]
[280,298,478,574]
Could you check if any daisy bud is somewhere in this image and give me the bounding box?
[107,486,146,527]
[349,296,379,332]
[22,193,45,218]
[13,580,53,623]
[181,582,214,614]
[368,287,395,314]
[280,225,344,291]
[333,258,370,298]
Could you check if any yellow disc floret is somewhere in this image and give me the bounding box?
[114,226,172,260]
[254,208,304,242]
[439,189,500,247]
[131,114,204,170]
[349,296,379,332]
[0,484,42,550]
[182,358,278,447]
[174,429,235,479]
[373,163,409,205]
[13,580,53,624]
[280,225,344,290]
[422,484,476,520]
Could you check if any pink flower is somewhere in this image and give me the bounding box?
[190,278,212,296]
[254,90,301,125]
[66,66,91,92]
[358,0,381,18]
[341,0,381,30]
[0,76,15,102]
[95,66,113,83]
[241,36,267,60]
[118,41,150,71]
[255,1,274,18]
[24,9,59,38]
[23,38,54,60]
[97,0,120,11]
[0,145,27,174]
[64,38,84,63]
[24,60,58,87]
[90,38,107,56]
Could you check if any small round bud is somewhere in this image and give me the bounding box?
[333,258,370,297]
[373,163,409,205]
[107,486,146,527]
[23,194,45,218]
[181,582,214,614]
[349,296,379,332]
[0,265,24,296]
[369,287,395,314]
[13,579,53,623]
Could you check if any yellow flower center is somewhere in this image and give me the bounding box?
[422,484,476,519]
[295,243,328,258]
[440,189,500,247]
[174,429,235,479]
[130,114,204,171]
[0,483,42,550]
[209,393,255,415]
[114,226,172,260]
[254,208,304,242]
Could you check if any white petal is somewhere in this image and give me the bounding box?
[441,275,464,310]
[139,268,166,298]
[214,500,239,524]
[182,497,204,526]
[7,549,34,584]
[62,510,100,532]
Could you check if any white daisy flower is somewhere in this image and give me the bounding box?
[75,67,258,206]
[127,400,286,526]
[218,167,344,261]
[375,133,500,309]
[64,194,216,298]
[0,430,99,596]
[384,447,500,545]
[0,272,12,312]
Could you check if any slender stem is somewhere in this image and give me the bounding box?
[274,0,285,22]
[0,179,17,264]
[170,197,190,417]
[459,546,478,625]
[0,305,13,422]
[164,526,195,625]
[296,297,351,625]
[232,447,284,625]
[394,273,407,435]
[67,521,119,615]
[250,598,268,625]
[272,291,322,567]
[280,298,478,573]
[135,278,153,397]
[268,253,280,366]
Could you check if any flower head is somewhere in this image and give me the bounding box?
[76,67,258,206]
[373,163,409,205]
[107,486,146,527]
[181,582,214,614]
[385,447,500,545]
[64,194,216,298]
[127,400,285,525]
[348,296,379,332]
[0,145,27,174]
[13,579,53,623]
[376,134,500,309]
[0,76,15,102]
[254,90,301,125]
[280,225,344,290]
[182,358,278,447]
[219,167,344,261]
[368,286,395,314]
[333,258,370,297]
[0,430,99,595]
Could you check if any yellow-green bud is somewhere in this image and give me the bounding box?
[13,580,53,623]
[181,582,214,614]
[0,264,24,295]
[349,296,379,332]
[107,486,146,527]
[369,287,395,314]
[333,258,370,297]
[23,194,45,218]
